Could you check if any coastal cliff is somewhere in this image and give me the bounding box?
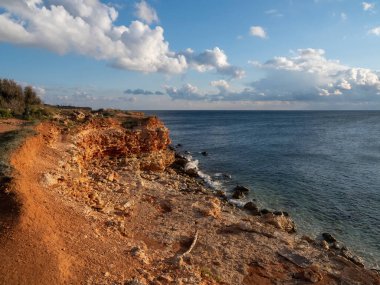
[0,108,379,285]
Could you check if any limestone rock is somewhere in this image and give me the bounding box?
[261,213,296,233]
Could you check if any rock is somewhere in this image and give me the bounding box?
[193,197,221,218]
[341,249,365,267]
[107,172,115,182]
[301,235,314,244]
[243,201,260,215]
[173,157,188,169]
[294,267,323,283]
[201,151,208,156]
[320,240,330,250]
[222,173,232,179]
[176,143,182,147]
[156,275,173,283]
[125,278,147,285]
[130,246,150,264]
[322,232,337,243]
[42,172,58,186]
[273,211,283,216]
[331,241,344,250]
[215,190,228,201]
[185,167,198,177]
[262,213,296,233]
[260,209,271,215]
[232,185,250,199]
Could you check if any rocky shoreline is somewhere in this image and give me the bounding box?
[0,108,379,284]
[171,144,371,269]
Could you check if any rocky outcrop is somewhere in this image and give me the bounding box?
[73,116,174,171]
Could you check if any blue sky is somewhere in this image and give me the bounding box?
[0,0,380,109]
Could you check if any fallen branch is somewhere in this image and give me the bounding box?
[170,231,199,266]
[181,230,199,257]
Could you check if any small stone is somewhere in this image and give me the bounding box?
[107,172,115,182]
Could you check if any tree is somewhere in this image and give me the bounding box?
[0,79,42,116]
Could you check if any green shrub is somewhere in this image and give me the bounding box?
[0,108,12,118]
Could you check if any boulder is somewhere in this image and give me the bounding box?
[232,185,250,199]
[262,213,296,233]
[322,232,337,243]
[243,201,260,215]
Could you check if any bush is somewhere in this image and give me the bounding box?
[0,108,12,118]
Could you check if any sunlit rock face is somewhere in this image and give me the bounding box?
[74,116,174,172]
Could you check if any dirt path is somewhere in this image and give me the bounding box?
[0,123,137,284]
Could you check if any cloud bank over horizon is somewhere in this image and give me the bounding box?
[128,49,380,105]
[0,0,243,78]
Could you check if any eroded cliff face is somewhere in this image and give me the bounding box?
[73,116,174,172]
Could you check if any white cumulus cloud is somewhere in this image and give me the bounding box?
[369,26,380,35]
[249,26,267,39]
[362,2,375,11]
[135,0,158,24]
[251,48,380,99]
[179,47,245,79]
[210,80,230,92]
[165,84,206,100]
[0,0,243,77]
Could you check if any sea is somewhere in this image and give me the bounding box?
[146,110,380,269]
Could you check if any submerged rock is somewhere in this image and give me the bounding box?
[201,151,208,156]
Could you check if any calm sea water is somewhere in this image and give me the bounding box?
[146,111,380,268]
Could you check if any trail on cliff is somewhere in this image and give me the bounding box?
[0,112,379,285]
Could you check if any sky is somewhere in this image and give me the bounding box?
[0,0,380,110]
